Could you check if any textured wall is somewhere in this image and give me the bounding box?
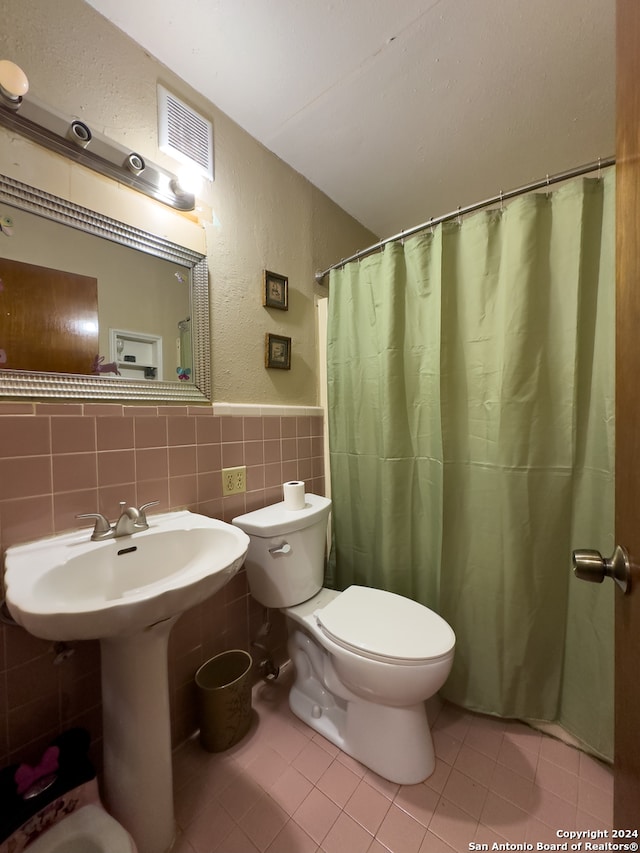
[0,0,373,774]
[1,0,377,404]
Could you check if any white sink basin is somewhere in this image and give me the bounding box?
[4,510,249,640]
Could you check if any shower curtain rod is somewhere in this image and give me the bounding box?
[315,156,615,283]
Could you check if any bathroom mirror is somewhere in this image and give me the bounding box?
[0,173,211,402]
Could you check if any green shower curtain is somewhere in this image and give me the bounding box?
[327,171,615,760]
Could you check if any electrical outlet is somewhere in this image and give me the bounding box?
[222,465,246,495]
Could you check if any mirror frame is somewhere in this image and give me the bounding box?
[0,173,211,403]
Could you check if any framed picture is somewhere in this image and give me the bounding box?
[263,270,288,310]
[265,333,291,369]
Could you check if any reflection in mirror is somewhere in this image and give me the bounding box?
[0,174,210,402]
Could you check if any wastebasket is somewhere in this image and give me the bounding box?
[195,650,253,752]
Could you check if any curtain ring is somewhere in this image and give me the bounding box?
[546,174,551,199]
[499,191,504,213]
[457,207,462,226]
[429,217,434,235]
[597,156,602,180]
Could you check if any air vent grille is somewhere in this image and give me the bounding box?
[158,85,213,180]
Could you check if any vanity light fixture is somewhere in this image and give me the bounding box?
[0,60,195,212]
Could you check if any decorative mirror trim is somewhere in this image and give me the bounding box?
[0,173,211,402]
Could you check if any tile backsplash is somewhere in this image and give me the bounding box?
[0,401,325,770]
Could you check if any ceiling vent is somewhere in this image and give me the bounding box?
[157,85,213,180]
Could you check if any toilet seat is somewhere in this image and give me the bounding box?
[314,585,455,665]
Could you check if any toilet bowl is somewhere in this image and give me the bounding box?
[233,494,456,784]
[0,780,136,853]
[0,743,137,853]
[24,804,136,853]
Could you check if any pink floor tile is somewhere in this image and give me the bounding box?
[503,723,543,757]
[214,825,261,853]
[313,731,342,757]
[535,757,579,804]
[453,743,496,785]
[317,758,362,807]
[262,716,310,763]
[577,776,614,826]
[335,749,368,778]
[239,794,289,851]
[394,782,440,828]
[293,740,336,783]
[266,820,318,853]
[442,767,489,818]
[375,803,427,853]
[245,746,291,792]
[367,840,392,853]
[496,735,538,780]
[432,728,463,766]
[539,734,581,774]
[321,811,373,853]
[423,758,452,794]
[345,780,393,835]
[183,799,236,853]
[171,833,198,853]
[525,816,563,846]
[363,768,401,800]
[217,772,263,821]
[428,796,479,851]
[473,822,509,848]
[480,790,530,844]
[269,765,314,815]
[528,784,578,832]
[418,828,459,852]
[171,684,615,853]
[489,762,534,811]
[579,751,614,793]
[293,786,342,845]
[576,809,613,832]
[464,718,505,760]
[433,704,472,742]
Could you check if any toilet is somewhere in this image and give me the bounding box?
[0,778,136,853]
[22,804,136,853]
[233,493,456,784]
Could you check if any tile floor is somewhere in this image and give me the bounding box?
[171,667,613,853]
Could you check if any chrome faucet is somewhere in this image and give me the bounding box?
[113,504,140,537]
[77,500,160,541]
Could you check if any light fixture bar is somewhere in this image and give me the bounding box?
[0,90,195,212]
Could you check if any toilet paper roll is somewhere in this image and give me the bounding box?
[283,481,306,510]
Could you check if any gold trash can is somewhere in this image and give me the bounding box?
[195,650,253,752]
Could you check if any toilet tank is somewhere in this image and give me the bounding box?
[232,494,331,608]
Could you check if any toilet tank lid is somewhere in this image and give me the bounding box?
[315,585,456,662]
[232,493,331,537]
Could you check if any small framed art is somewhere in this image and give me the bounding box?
[265,333,291,369]
[263,270,288,310]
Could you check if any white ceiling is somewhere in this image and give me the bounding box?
[84,0,615,239]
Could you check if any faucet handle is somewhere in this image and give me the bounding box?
[137,500,160,526]
[76,512,112,540]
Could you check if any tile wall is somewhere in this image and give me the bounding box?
[0,401,325,771]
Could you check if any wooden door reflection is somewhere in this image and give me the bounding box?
[0,258,98,375]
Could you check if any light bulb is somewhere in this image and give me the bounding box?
[0,60,29,101]
[174,167,201,197]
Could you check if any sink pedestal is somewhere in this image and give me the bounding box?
[100,615,179,853]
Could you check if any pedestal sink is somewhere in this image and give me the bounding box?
[4,510,250,853]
